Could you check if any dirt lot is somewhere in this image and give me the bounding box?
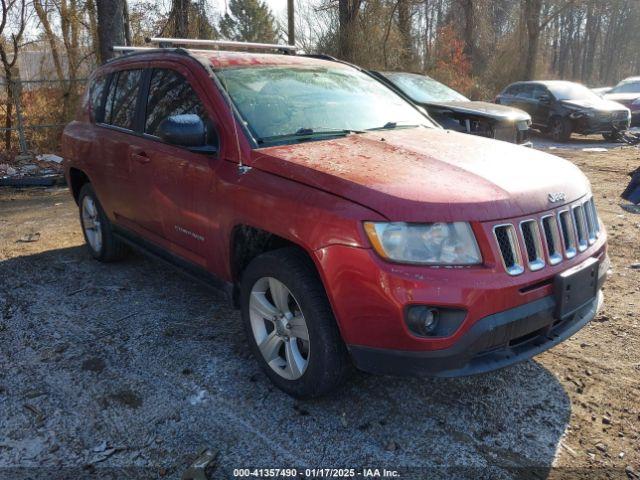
[0,144,639,479]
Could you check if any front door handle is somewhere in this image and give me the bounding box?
[131,152,150,164]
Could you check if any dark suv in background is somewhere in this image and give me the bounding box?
[496,80,631,142]
[604,76,640,126]
[374,71,532,146]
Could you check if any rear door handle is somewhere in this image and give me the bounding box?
[131,152,150,164]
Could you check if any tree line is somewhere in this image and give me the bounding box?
[1,0,639,150]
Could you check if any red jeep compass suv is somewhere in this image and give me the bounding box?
[62,40,609,398]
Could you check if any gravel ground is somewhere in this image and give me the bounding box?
[0,144,639,479]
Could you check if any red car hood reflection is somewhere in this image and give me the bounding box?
[252,128,590,222]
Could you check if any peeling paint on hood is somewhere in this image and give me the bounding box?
[251,128,590,222]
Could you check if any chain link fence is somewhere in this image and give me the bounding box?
[0,77,88,159]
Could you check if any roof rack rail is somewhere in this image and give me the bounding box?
[145,37,297,54]
[112,46,165,53]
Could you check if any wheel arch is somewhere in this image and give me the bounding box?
[229,225,321,306]
[68,167,91,204]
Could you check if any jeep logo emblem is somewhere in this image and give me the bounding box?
[548,192,566,203]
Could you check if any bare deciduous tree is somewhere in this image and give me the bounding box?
[0,0,26,150]
[96,0,127,64]
[338,0,362,62]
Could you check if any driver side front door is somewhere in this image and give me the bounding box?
[136,66,220,268]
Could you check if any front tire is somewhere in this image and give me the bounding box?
[549,116,572,142]
[602,131,622,142]
[78,183,128,262]
[240,248,350,398]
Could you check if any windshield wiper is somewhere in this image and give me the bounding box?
[367,122,423,131]
[257,128,365,145]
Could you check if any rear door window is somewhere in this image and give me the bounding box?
[144,68,209,138]
[103,69,143,130]
[504,84,521,96]
[516,85,533,99]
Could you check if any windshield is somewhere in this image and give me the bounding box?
[547,82,602,101]
[383,72,469,103]
[612,81,640,94]
[216,66,433,145]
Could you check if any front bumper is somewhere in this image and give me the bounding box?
[574,116,630,134]
[492,119,531,146]
[349,289,603,377]
[315,218,608,377]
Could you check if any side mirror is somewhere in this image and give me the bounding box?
[158,114,215,152]
[539,94,551,104]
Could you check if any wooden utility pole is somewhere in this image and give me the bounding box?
[287,0,295,46]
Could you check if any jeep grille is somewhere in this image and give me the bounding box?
[493,196,601,275]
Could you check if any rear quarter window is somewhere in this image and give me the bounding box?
[89,75,108,123]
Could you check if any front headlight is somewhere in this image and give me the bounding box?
[632,98,640,106]
[364,222,482,265]
[570,110,595,119]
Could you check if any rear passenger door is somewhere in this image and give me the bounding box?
[531,85,552,126]
[136,66,219,267]
[97,68,148,226]
[512,85,536,118]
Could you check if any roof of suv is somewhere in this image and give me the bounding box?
[108,48,341,71]
[510,80,579,87]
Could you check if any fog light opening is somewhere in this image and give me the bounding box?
[407,306,440,336]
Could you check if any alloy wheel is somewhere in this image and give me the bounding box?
[249,277,310,380]
[81,196,103,253]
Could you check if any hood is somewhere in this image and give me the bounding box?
[604,93,640,106]
[251,128,590,222]
[421,100,531,122]
[560,98,629,112]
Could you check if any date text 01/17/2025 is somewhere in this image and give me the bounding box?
[231,468,400,478]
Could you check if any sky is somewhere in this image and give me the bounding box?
[14,0,292,42]
[213,0,288,18]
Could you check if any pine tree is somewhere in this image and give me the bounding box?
[219,0,279,44]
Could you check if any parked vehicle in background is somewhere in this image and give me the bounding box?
[604,76,640,126]
[372,71,532,146]
[62,40,609,398]
[496,80,631,142]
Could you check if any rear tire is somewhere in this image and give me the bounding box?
[549,116,572,142]
[240,247,350,398]
[78,183,129,262]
